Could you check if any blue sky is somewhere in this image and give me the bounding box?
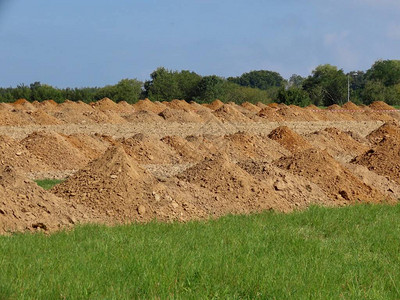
[0,0,399,88]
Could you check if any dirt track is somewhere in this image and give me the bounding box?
[0,120,384,140]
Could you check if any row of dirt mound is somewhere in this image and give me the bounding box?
[0,99,399,125]
[1,121,400,234]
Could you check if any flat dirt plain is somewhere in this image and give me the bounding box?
[1,98,400,234]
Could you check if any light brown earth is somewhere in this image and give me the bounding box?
[1,99,400,234]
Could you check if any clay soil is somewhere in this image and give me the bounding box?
[1,99,400,234]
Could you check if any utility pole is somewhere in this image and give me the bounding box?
[347,75,350,103]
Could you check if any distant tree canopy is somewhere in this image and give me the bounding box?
[303,64,348,106]
[227,70,285,90]
[1,59,400,106]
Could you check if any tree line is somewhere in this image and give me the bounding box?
[1,59,399,106]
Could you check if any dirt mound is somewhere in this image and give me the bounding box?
[257,106,284,121]
[159,108,203,123]
[167,99,194,111]
[275,148,389,204]
[133,99,167,114]
[52,146,161,223]
[0,165,90,234]
[275,106,317,121]
[0,135,50,174]
[177,154,289,212]
[91,97,119,111]
[241,102,262,113]
[125,110,165,123]
[327,104,342,110]
[213,104,252,123]
[342,101,362,110]
[21,131,89,170]
[0,103,12,111]
[12,99,35,111]
[116,101,135,114]
[239,160,330,209]
[345,163,400,199]
[268,126,312,153]
[119,133,179,164]
[304,127,369,162]
[30,110,64,125]
[366,121,400,144]
[256,102,268,109]
[204,99,224,110]
[351,136,400,184]
[63,133,110,161]
[161,135,203,162]
[369,101,395,110]
[33,100,60,112]
[0,109,32,126]
[222,132,290,162]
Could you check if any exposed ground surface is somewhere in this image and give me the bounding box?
[1,99,400,234]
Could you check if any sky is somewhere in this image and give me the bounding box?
[0,0,399,88]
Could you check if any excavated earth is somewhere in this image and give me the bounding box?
[1,99,400,234]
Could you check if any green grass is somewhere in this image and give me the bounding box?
[34,179,63,190]
[1,204,400,299]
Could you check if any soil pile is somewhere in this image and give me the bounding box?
[133,99,166,114]
[222,132,290,162]
[167,100,194,111]
[52,146,159,223]
[125,110,165,123]
[239,160,330,209]
[0,165,89,234]
[0,135,50,173]
[204,99,224,110]
[63,133,109,161]
[275,148,389,204]
[21,131,89,170]
[268,126,312,153]
[177,153,289,212]
[257,106,283,121]
[304,127,369,162]
[345,163,400,199]
[276,106,317,121]
[161,135,204,162]
[366,121,400,144]
[369,101,395,110]
[159,108,204,123]
[0,109,32,126]
[30,110,64,125]
[116,101,135,114]
[351,136,400,184]
[342,101,363,110]
[241,102,261,113]
[213,104,252,123]
[91,98,120,112]
[12,99,35,111]
[119,133,179,164]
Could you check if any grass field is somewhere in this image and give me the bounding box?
[1,204,400,299]
[34,179,63,190]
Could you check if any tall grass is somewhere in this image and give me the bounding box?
[1,204,400,299]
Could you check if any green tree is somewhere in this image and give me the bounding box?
[277,87,311,106]
[361,80,386,104]
[287,74,305,88]
[303,64,347,106]
[365,60,400,86]
[144,67,181,101]
[227,70,285,90]
[193,75,225,102]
